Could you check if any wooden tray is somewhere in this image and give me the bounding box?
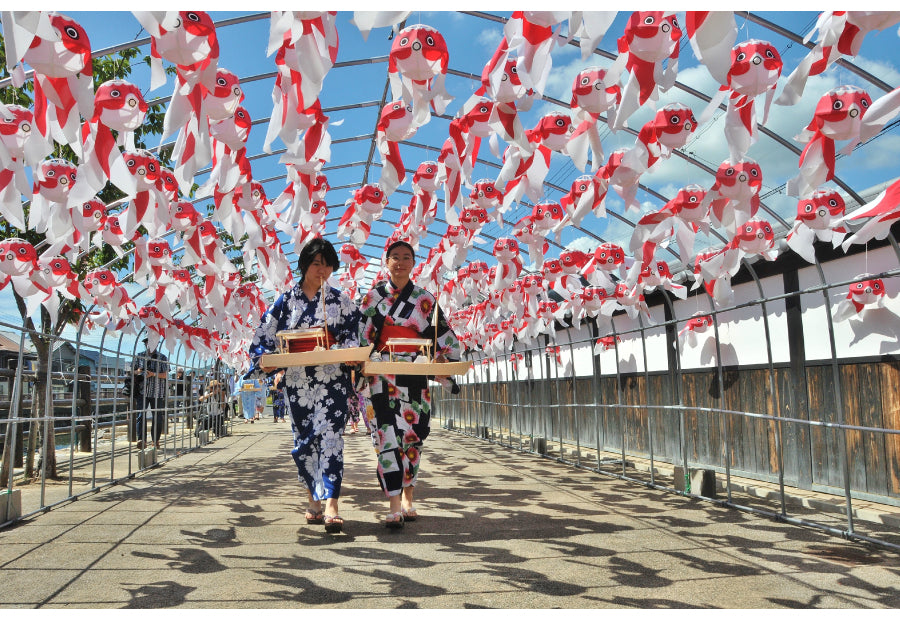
[362,360,472,377]
[261,345,374,368]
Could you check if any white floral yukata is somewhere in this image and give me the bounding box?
[247,284,360,501]
[359,280,461,496]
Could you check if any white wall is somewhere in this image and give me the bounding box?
[461,245,900,382]
[799,245,900,360]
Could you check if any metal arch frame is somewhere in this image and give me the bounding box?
[6,10,894,297]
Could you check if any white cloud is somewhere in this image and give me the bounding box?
[476,27,503,51]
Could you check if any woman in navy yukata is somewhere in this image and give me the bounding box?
[359,239,461,528]
[247,238,361,534]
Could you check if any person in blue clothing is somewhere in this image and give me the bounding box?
[270,370,287,423]
[247,238,361,534]
[239,377,263,424]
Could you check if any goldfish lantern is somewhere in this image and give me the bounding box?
[268,12,339,112]
[205,68,244,121]
[512,214,549,269]
[0,238,47,317]
[786,188,848,263]
[337,183,388,247]
[376,100,417,197]
[611,11,682,130]
[30,159,77,239]
[470,179,505,224]
[678,313,714,349]
[597,148,643,213]
[14,12,94,153]
[703,158,763,232]
[568,66,621,171]
[388,24,452,125]
[557,175,606,232]
[624,103,696,174]
[134,10,219,90]
[0,238,39,282]
[531,201,565,239]
[120,149,168,238]
[833,277,888,321]
[787,86,872,199]
[636,260,687,300]
[571,66,621,122]
[340,243,368,281]
[101,215,130,257]
[777,12,900,105]
[135,11,219,193]
[700,40,783,161]
[841,178,900,251]
[0,106,39,230]
[594,335,622,355]
[70,197,107,255]
[500,12,570,96]
[500,112,574,210]
[584,242,627,287]
[448,96,495,184]
[74,80,149,202]
[491,237,523,291]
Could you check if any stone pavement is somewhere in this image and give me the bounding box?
[1,419,899,609]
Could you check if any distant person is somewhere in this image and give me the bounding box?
[271,370,286,423]
[199,379,227,437]
[127,356,145,441]
[133,338,170,450]
[239,377,263,424]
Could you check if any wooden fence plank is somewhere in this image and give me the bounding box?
[840,364,869,492]
[878,360,900,497]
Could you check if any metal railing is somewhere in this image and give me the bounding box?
[435,372,900,552]
[0,328,237,528]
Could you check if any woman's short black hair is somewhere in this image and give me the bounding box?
[385,239,415,258]
[297,237,340,281]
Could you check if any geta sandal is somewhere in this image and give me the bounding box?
[305,509,324,525]
[385,512,404,529]
[324,514,344,533]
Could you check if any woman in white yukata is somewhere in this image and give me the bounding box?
[247,238,361,533]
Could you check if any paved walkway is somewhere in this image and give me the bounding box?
[1,419,899,609]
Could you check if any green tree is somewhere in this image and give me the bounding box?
[0,41,169,484]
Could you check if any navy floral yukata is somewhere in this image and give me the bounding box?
[247,284,361,501]
[359,280,461,496]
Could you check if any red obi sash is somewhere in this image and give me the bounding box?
[285,328,334,352]
[378,325,422,353]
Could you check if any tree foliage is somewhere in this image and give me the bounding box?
[0,40,170,480]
